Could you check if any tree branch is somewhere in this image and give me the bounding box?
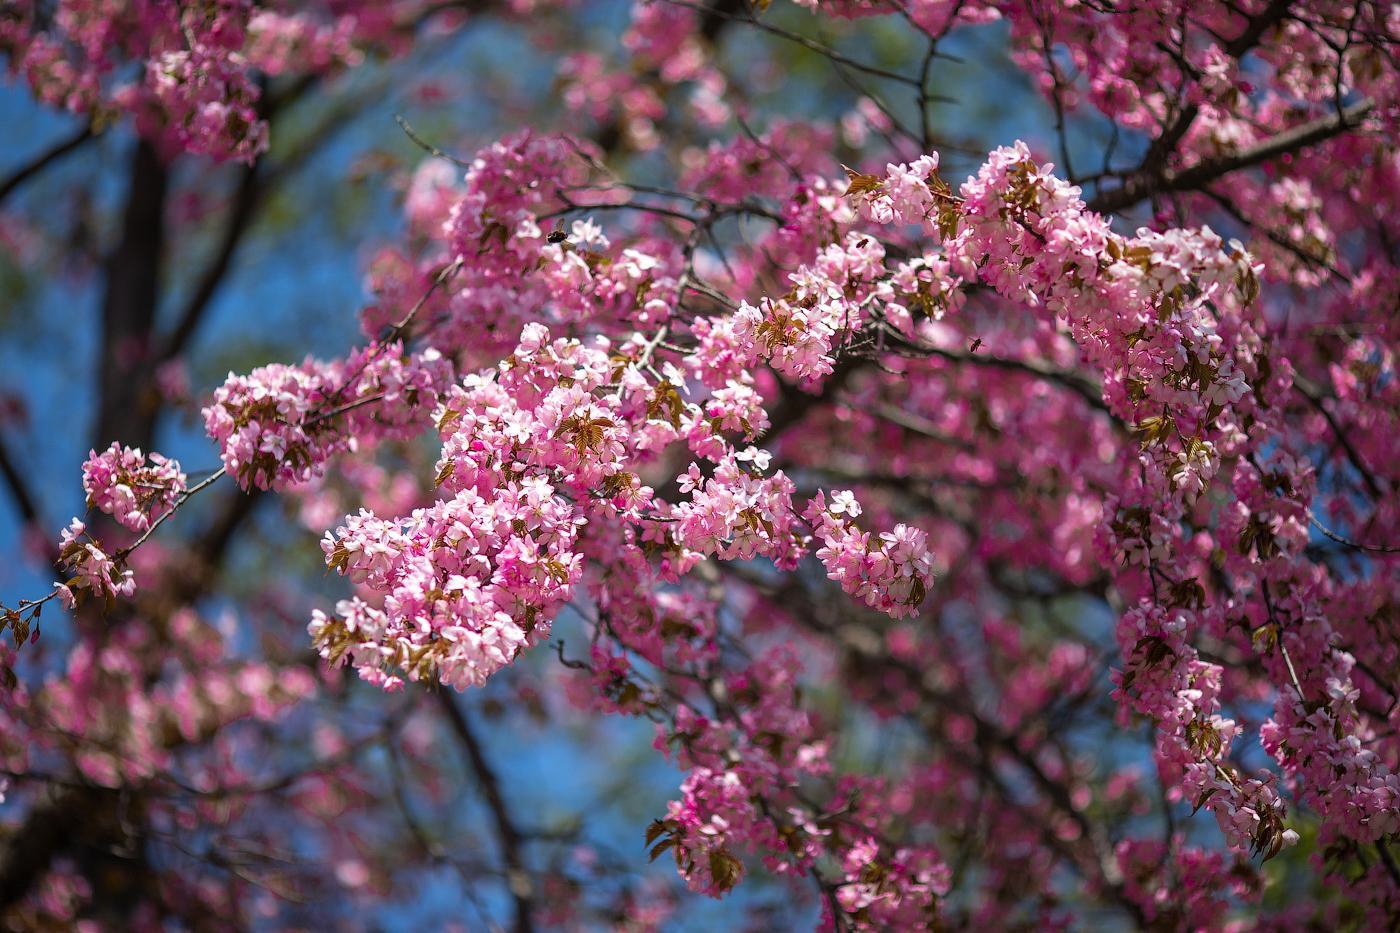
[1090,99,1374,214]
[0,126,91,209]
[1133,0,1294,182]
[1294,373,1387,499]
[437,691,535,933]
[94,138,168,451]
[735,569,1145,924]
[0,431,45,534]
[158,162,263,363]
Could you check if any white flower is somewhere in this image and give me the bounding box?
[828,489,861,517]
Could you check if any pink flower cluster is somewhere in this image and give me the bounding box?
[204,360,339,491]
[852,153,943,226]
[243,10,364,77]
[651,648,832,893]
[203,345,452,491]
[731,232,888,384]
[55,519,134,608]
[556,0,730,149]
[82,442,187,533]
[313,324,651,690]
[667,452,805,571]
[1114,839,1254,929]
[140,35,266,163]
[0,0,270,162]
[437,132,681,352]
[871,132,1391,873]
[312,481,583,691]
[835,838,951,929]
[435,327,630,495]
[806,491,934,619]
[0,0,482,162]
[0,606,316,864]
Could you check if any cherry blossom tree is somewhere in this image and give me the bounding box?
[0,0,1397,928]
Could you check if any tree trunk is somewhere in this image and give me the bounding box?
[94,138,167,451]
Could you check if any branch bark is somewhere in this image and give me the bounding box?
[158,162,263,364]
[1090,99,1374,214]
[93,138,168,451]
[0,431,45,534]
[1132,0,1295,181]
[750,573,1146,923]
[437,691,535,933]
[0,126,91,209]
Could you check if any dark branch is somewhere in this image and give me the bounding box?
[1090,99,1374,214]
[0,431,45,534]
[94,138,168,451]
[1294,374,1387,499]
[158,162,264,363]
[1134,0,1295,180]
[437,691,535,933]
[0,126,91,208]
